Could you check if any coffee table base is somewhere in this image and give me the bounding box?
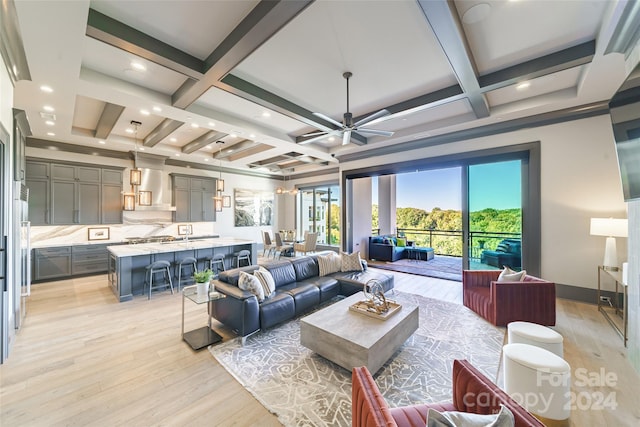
[300,292,418,374]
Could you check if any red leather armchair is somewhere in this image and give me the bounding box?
[352,359,544,427]
[462,270,556,326]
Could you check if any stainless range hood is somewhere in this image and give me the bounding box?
[129,152,176,212]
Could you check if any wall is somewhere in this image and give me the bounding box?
[349,177,372,256]
[26,146,282,247]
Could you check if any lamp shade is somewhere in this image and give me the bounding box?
[590,218,628,237]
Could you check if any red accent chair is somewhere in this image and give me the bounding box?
[352,359,544,427]
[462,270,556,326]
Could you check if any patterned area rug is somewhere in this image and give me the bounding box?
[210,291,504,426]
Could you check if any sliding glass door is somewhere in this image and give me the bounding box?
[467,160,522,270]
[297,185,340,247]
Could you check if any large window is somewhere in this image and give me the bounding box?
[298,185,340,246]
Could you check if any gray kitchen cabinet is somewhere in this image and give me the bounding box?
[72,244,108,275]
[26,178,49,225]
[171,174,216,222]
[102,183,123,224]
[26,159,123,225]
[34,246,72,281]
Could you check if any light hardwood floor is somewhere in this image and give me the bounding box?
[1,270,639,426]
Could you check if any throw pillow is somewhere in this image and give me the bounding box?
[254,267,276,299]
[497,266,527,282]
[397,237,406,247]
[427,405,515,427]
[318,252,342,276]
[341,251,364,272]
[238,271,265,302]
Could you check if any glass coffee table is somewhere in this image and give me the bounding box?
[181,285,226,350]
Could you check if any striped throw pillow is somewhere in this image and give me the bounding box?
[318,252,342,276]
[254,267,276,299]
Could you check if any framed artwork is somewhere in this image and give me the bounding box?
[138,191,152,206]
[215,199,223,212]
[222,195,231,208]
[88,227,110,241]
[234,189,274,227]
[177,224,193,235]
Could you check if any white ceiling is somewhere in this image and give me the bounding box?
[10,0,633,176]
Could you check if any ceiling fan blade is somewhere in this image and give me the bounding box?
[297,130,340,145]
[301,130,328,137]
[313,112,344,129]
[355,128,395,137]
[342,130,352,146]
[353,109,391,128]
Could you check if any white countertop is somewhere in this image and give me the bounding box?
[107,237,255,258]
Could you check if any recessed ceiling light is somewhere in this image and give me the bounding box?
[40,85,53,93]
[139,147,145,151]
[175,153,180,157]
[45,120,55,126]
[328,137,335,142]
[140,109,150,116]
[204,158,209,161]
[125,128,134,134]
[98,140,106,144]
[249,134,256,139]
[516,82,531,90]
[170,137,177,142]
[191,123,199,128]
[228,149,234,153]
[208,121,216,127]
[262,111,271,118]
[152,106,162,112]
[230,133,237,138]
[130,61,146,71]
[47,132,55,136]
[43,105,55,112]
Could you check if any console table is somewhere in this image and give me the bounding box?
[597,266,628,347]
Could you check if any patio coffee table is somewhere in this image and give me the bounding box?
[300,292,418,374]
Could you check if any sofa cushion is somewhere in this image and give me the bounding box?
[298,276,340,302]
[218,265,260,286]
[318,252,342,276]
[337,270,394,296]
[277,283,320,316]
[427,405,514,427]
[291,256,319,280]
[341,251,364,272]
[254,266,276,298]
[238,271,265,302]
[263,260,297,287]
[397,237,407,247]
[259,292,295,329]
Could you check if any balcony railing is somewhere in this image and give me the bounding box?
[396,227,521,258]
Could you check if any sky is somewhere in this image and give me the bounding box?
[371,160,521,211]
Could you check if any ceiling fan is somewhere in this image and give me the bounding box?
[300,72,395,146]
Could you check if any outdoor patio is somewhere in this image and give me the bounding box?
[367,255,500,282]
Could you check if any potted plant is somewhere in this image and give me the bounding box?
[193,269,214,296]
[477,239,486,249]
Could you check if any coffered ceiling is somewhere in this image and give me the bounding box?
[9,0,637,177]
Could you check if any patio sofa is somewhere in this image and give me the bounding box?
[209,254,394,342]
[368,235,434,262]
[352,359,544,427]
[480,238,522,269]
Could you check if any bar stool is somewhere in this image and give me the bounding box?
[144,260,173,299]
[233,249,251,268]
[206,253,226,276]
[176,256,197,291]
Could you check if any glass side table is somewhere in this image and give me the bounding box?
[181,284,226,350]
[597,266,628,347]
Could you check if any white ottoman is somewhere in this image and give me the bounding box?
[503,343,571,426]
[508,321,564,357]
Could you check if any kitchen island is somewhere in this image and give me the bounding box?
[108,237,256,302]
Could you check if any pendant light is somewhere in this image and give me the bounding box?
[130,121,142,186]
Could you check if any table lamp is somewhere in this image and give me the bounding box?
[590,218,628,271]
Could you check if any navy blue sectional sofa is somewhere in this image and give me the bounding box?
[209,254,394,343]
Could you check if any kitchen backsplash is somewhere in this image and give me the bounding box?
[31,211,217,247]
